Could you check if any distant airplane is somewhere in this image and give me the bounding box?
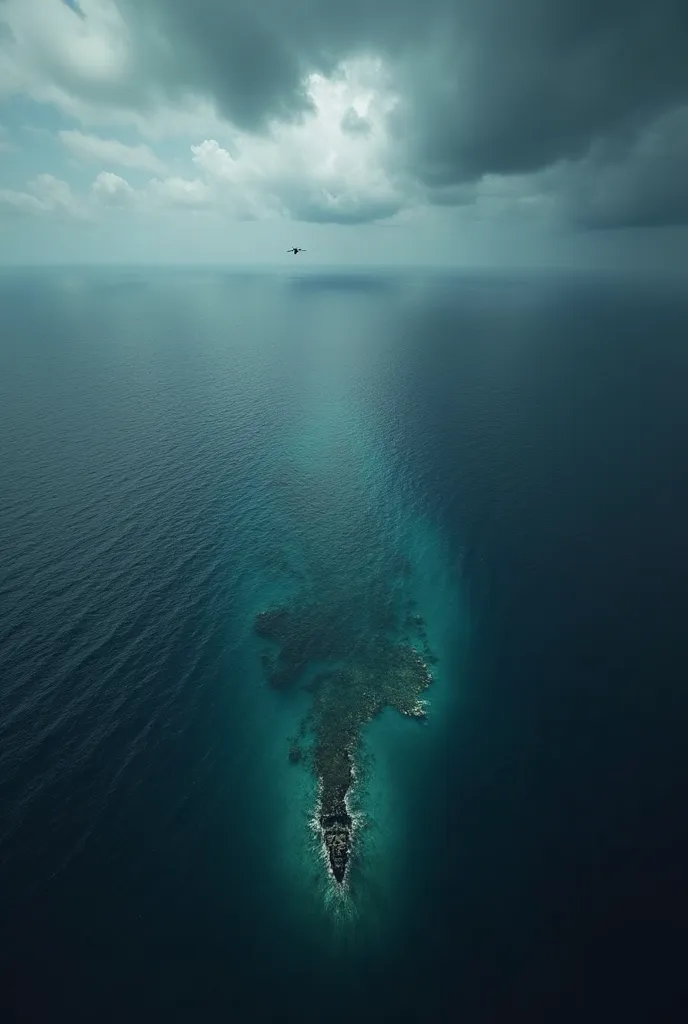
[287,247,306,254]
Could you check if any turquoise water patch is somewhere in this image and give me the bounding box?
[230,343,467,943]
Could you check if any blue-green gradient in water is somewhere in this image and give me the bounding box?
[2,268,688,1022]
[0,268,466,1017]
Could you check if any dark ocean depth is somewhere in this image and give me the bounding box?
[1,267,687,1022]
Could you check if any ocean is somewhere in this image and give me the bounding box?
[1,267,687,1022]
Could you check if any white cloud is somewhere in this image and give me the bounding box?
[2,46,551,229]
[117,60,405,223]
[0,57,409,225]
[60,130,167,173]
[89,170,212,213]
[91,170,136,206]
[0,173,87,218]
[187,60,405,223]
[0,187,46,215]
[0,0,229,142]
[190,140,235,180]
[1,0,409,224]
[0,0,132,101]
[148,175,212,207]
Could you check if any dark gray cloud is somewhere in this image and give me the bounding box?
[560,106,688,228]
[121,0,428,129]
[279,182,402,225]
[120,5,685,144]
[296,199,401,225]
[5,0,687,227]
[112,0,688,227]
[394,1,688,184]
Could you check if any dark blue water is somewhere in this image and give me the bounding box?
[1,268,687,1021]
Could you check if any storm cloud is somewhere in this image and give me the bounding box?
[116,0,688,220]
[558,105,688,228]
[3,0,688,229]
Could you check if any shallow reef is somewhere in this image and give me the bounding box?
[255,595,433,884]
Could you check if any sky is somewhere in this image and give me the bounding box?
[1,0,687,268]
